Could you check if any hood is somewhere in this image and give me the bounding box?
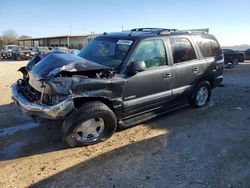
[30,53,111,79]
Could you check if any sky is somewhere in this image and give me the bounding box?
[0,0,250,46]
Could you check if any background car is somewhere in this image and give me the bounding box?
[12,46,33,60]
[0,45,17,59]
[222,49,245,65]
[31,47,51,56]
[53,47,70,53]
[70,49,81,55]
[244,48,250,60]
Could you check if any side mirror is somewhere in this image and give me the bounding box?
[130,60,146,74]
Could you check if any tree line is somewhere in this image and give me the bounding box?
[0,29,32,47]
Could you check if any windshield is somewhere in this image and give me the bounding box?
[7,46,14,50]
[20,47,28,50]
[78,37,132,69]
[38,47,49,51]
[223,49,233,53]
[32,47,39,52]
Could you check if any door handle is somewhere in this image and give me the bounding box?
[193,67,199,73]
[163,73,172,79]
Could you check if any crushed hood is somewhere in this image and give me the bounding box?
[30,53,111,79]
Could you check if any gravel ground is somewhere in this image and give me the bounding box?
[0,60,249,188]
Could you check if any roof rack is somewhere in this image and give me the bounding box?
[158,29,177,35]
[103,28,209,36]
[131,28,177,35]
[178,28,209,34]
[130,28,209,35]
[131,28,165,32]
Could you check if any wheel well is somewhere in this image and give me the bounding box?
[198,75,214,88]
[73,97,115,111]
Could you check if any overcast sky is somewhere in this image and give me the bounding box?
[0,0,249,46]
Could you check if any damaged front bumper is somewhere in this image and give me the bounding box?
[12,83,74,119]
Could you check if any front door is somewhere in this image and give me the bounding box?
[122,39,173,116]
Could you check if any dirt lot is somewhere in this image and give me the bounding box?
[0,59,249,188]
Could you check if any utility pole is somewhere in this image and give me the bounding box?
[68,23,71,48]
[70,23,72,35]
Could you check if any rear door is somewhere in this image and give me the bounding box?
[169,36,205,96]
[122,38,173,116]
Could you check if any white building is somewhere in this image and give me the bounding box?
[18,34,98,49]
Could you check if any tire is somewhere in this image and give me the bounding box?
[16,55,21,61]
[190,81,211,108]
[62,101,117,147]
[232,58,239,65]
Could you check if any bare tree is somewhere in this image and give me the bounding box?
[0,36,3,47]
[1,29,18,45]
[19,35,32,40]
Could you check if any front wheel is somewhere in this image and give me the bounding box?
[190,81,211,108]
[62,101,117,147]
[232,58,239,65]
[12,54,16,60]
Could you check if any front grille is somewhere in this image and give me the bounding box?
[17,79,52,105]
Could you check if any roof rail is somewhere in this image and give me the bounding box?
[178,28,209,34]
[158,29,177,35]
[129,28,209,36]
[131,28,177,35]
[131,28,165,32]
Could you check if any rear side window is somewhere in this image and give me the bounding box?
[170,38,196,63]
[193,35,222,58]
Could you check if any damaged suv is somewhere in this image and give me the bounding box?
[12,28,224,147]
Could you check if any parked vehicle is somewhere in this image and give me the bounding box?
[31,47,51,56]
[12,28,224,147]
[245,48,250,60]
[12,46,33,60]
[53,47,70,53]
[222,49,245,65]
[70,49,81,55]
[0,45,17,59]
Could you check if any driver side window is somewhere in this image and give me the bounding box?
[132,39,167,69]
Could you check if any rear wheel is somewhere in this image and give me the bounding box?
[62,101,117,147]
[190,81,211,108]
[16,55,21,61]
[232,58,239,65]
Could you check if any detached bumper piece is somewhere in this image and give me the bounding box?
[214,75,223,87]
[12,83,74,119]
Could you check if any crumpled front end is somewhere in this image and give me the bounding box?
[11,53,125,120]
[12,80,74,119]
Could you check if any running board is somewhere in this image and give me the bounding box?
[119,100,189,129]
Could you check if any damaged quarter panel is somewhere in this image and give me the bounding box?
[46,74,126,103]
[47,74,126,119]
[71,76,126,118]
